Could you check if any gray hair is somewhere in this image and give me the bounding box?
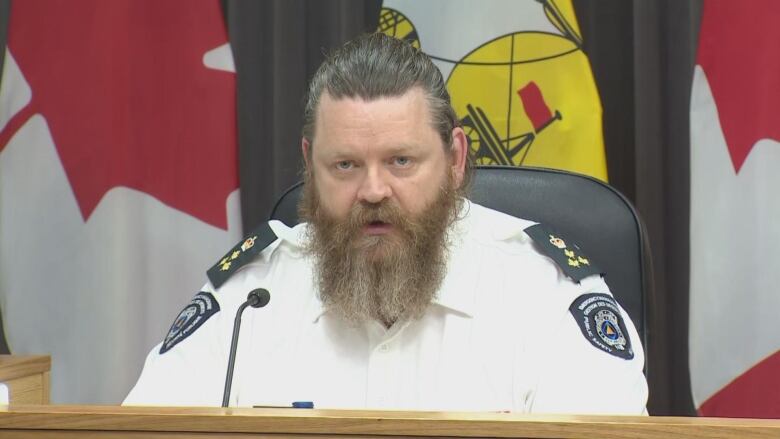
[302,33,459,148]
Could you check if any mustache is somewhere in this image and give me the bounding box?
[348,201,406,227]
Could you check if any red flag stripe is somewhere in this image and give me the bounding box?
[698,350,780,418]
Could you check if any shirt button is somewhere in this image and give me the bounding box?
[378,344,389,353]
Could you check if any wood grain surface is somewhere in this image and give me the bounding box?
[0,405,778,438]
[0,355,51,404]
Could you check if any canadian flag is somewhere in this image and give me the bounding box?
[689,0,780,417]
[0,0,241,403]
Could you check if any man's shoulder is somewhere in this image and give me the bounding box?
[462,201,602,284]
[155,221,313,357]
[459,201,536,245]
[205,220,309,291]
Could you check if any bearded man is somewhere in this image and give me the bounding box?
[125,33,648,414]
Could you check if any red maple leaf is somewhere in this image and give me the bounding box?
[0,0,237,229]
[697,0,780,174]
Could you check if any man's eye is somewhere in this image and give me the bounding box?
[393,156,411,166]
[336,161,353,170]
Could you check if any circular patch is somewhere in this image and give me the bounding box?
[569,293,633,360]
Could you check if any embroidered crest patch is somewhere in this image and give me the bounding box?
[569,293,633,360]
[160,292,220,354]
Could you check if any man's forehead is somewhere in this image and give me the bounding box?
[317,87,434,123]
[311,88,439,150]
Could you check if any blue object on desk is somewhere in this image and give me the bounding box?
[292,401,314,409]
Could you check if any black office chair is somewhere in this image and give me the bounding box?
[0,312,9,354]
[269,165,651,353]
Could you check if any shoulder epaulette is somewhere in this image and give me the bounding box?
[206,221,277,289]
[523,223,602,282]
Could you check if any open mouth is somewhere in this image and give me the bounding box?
[363,221,393,235]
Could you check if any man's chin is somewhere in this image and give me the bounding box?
[353,233,404,260]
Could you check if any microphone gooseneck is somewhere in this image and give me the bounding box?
[222,288,270,407]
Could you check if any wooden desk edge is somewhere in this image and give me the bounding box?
[0,406,779,439]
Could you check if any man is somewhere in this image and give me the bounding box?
[125,33,648,413]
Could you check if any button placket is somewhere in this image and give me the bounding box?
[366,322,408,408]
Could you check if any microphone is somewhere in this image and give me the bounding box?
[222,288,271,407]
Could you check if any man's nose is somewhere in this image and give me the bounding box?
[356,167,392,204]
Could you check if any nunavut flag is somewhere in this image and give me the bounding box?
[378,0,607,181]
[689,0,780,417]
[0,0,241,403]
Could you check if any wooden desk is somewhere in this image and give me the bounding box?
[0,355,50,404]
[0,405,779,438]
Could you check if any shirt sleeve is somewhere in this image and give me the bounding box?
[123,285,232,407]
[526,276,649,414]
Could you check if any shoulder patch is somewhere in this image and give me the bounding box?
[523,223,601,282]
[207,222,277,289]
[569,293,633,360]
[160,292,220,354]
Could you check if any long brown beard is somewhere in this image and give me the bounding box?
[298,172,460,326]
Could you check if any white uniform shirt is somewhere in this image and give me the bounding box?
[124,201,648,413]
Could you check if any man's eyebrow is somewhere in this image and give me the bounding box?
[321,143,425,158]
[384,143,425,154]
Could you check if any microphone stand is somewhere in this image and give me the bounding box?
[222,288,270,407]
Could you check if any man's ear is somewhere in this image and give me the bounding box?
[301,137,312,171]
[449,127,468,188]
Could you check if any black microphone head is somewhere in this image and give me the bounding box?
[247,288,270,308]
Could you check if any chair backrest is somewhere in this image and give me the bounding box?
[269,165,649,347]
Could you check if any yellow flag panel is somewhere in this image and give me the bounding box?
[379,0,607,181]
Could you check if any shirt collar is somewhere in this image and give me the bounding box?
[308,296,327,324]
[268,220,307,248]
[429,203,478,317]
[306,261,477,325]
[463,200,535,243]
